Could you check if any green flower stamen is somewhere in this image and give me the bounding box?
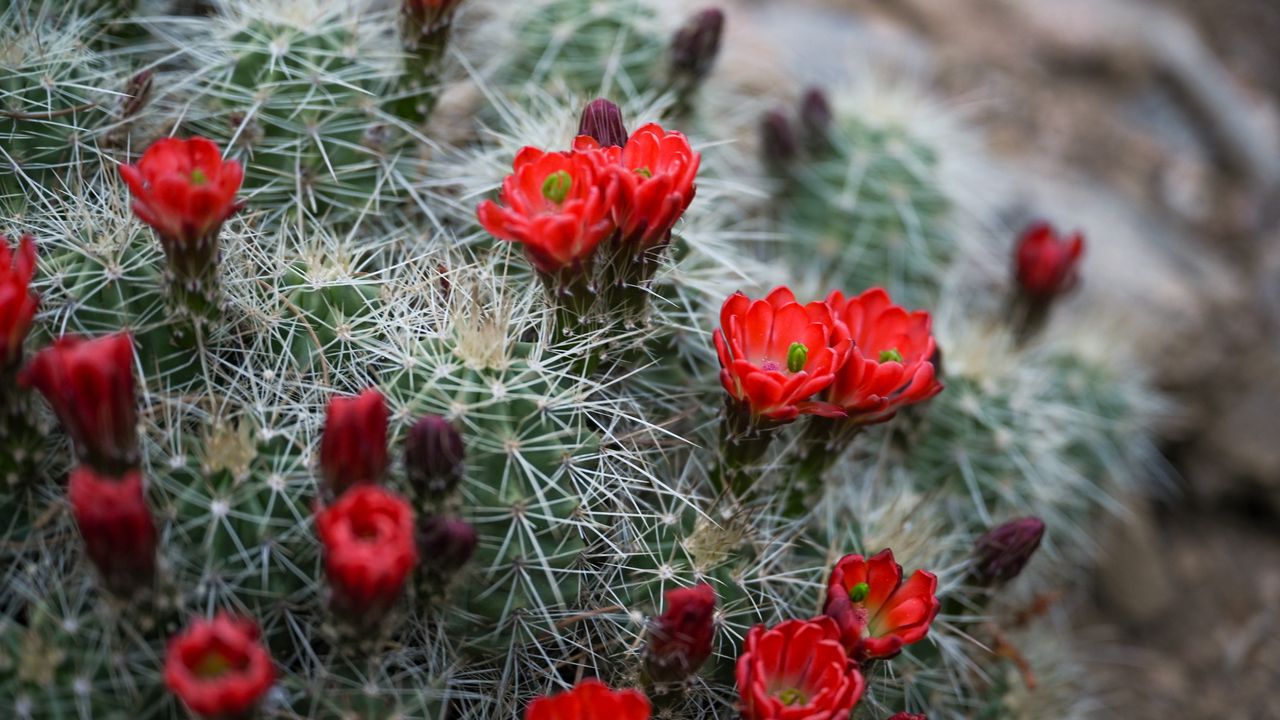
[541,170,572,203]
[848,581,870,603]
[878,348,903,364]
[786,342,809,373]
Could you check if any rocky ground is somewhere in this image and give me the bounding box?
[725,0,1280,716]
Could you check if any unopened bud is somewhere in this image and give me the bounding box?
[761,109,798,172]
[799,87,834,152]
[972,517,1045,586]
[645,583,716,683]
[670,8,725,86]
[419,515,478,574]
[578,98,629,148]
[120,70,154,121]
[404,415,465,500]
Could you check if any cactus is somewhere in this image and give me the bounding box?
[1,1,1167,719]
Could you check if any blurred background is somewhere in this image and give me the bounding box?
[716,0,1280,716]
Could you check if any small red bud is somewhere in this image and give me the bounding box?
[973,517,1046,586]
[670,8,725,85]
[799,87,834,152]
[319,388,389,496]
[0,234,39,372]
[404,415,465,501]
[645,583,716,683]
[68,466,157,597]
[419,515,477,575]
[761,109,799,172]
[578,98,629,149]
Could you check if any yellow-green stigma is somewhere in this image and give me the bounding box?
[878,348,903,363]
[541,170,572,203]
[786,342,809,373]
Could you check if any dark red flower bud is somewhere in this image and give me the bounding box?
[68,465,157,596]
[1013,222,1085,300]
[670,8,725,85]
[887,714,927,720]
[316,485,418,621]
[403,0,466,33]
[578,98,630,149]
[120,70,155,120]
[799,87,834,152]
[418,514,477,575]
[20,333,138,473]
[0,234,39,372]
[319,388,389,496]
[164,613,276,719]
[972,517,1045,586]
[645,583,716,683]
[404,415,465,500]
[761,109,798,172]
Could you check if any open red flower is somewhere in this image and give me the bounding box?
[822,288,942,424]
[477,146,616,275]
[20,333,138,473]
[736,617,865,720]
[0,234,39,371]
[526,679,651,720]
[579,123,700,250]
[1013,221,1085,300]
[119,137,244,247]
[645,583,716,683]
[714,287,851,422]
[316,485,418,620]
[68,466,157,596]
[823,549,940,661]
[165,613,275,719]
[319,388,389,496]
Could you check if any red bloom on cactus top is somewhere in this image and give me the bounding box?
[119,137,244,245]
[645,582,717,683]
[823,288,942,424]
[319,388,389,495]
[714,287,852,422]
[736,617,865,720]
[1013,221,1085,300]
[823,549,941,661]
[525,679,651,720]
[578,122,700,250]
[165,613,276,719]
[20,333,139,473]
[0,234,39,370]
[477,146,617,275]
[316,485,418,618]
[68,466,157,596]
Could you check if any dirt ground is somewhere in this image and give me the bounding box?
[732,0,1280,716]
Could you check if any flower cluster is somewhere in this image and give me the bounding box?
[164,614,276,719]
[715,286,942,426]
[0,234,38,372]
[735,549,939,717]
[478,102,699,296]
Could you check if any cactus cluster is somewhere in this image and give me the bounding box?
[1,0,1164,718]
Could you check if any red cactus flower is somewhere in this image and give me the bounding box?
[477,146,617,276]
[119,137,244,247]
[823,549,941,661]
[0,234,39,371]
[68,466,157,596]
[316,485,418,620]
[20,333,138,473]
[645,583,717,683]
[736,617,865,720]
[319,388,389,496]
[164,613,275,719]
[1013,221,1085,300]
[822,288,943,424]
[526,679,651,720]
[713,287,851,422]
[579,123,700,250]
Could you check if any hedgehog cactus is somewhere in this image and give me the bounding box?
[1,0,1164,718]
